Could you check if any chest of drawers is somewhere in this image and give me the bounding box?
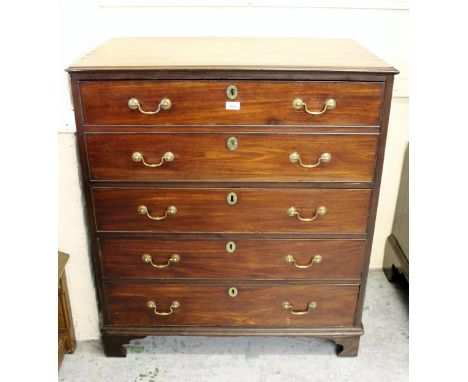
[67,37,397,357]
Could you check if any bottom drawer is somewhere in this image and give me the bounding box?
[106,283,359,327]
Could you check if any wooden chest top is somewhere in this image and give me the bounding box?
[68,37,397,73]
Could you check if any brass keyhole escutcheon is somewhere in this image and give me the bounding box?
[227,136,238,151]
[226,241,236,253]
[227,192,238,205]
[228,287,238,297]
[226,85,238,100]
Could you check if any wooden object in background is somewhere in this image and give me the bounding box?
[58,251,76,369]
[383,145,409,282]
[67,37,398,358]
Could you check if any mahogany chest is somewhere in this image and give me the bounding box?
[67,37,397,357]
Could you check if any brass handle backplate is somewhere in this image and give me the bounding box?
[147,300,180,316]
[287,206,327,222]
[292,98,336,115]
[138,205,177,221]
[284,254,322,269]
[283,301,317,315]
[289,152,331,168]
[132,151,174,167]
[141,254,180,268]
[128,97,172,115]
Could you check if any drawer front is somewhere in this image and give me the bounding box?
[80,80,383,126]
[86,133,378,182]
[92,188,371,233]
[100,238,366,280]
[106,282,359,327]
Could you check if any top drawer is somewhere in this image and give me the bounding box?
[79,81,384,126]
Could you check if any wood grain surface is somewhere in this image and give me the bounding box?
[92,187,371,233]
[79,80,383,126]
[68,37,397,73]
[106,282,359,327]
[100,238,366,280]
[86,133,378,182]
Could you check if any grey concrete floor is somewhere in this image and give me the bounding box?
[59,270,408,382]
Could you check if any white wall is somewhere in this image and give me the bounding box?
[58,1,408,340]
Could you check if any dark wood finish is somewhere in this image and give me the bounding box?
[354,75,394,325]
[58,251,76,369]
[82,125,381,134]
[383,234,409,283]
[103,325,363,336]
[332,335,361,357]
[90,181,374,190]
[383,145,408,283]
[86,133,378,182]
[68,38,397,357]
[80,81,383,126]
[71,77,111,329]
[106,282,358,327]
[92,188,371,233]
[100,238,366,280]
[101,334,145,357]
[72,70,389,82]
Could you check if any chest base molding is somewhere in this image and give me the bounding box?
[101,326,363,357]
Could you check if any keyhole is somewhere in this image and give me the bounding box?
[226,241,236,253]
[228,287,238,297]
[226,85,238,100]
[227,136,238,151]
[227,192,237,205]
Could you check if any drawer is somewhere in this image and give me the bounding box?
[86,133,378,182]
[92,188,371,233]
[100,238,366,280]
[106,282,359,327]
[79,80,383,126]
